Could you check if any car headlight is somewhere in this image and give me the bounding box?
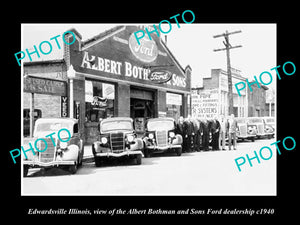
[127,134,134,142]
[148,133,154,139]
[101,137,108,144]
[169,132,175,138]
[60,142,68,149]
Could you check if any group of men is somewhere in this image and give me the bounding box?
[176,114,238,152]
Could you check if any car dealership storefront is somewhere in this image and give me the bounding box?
[64,26,191,143]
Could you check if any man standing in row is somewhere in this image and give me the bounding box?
[210,116,220,150]
[228,114,238,150]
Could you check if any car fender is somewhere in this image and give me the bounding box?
[62,144,79,161]
[131,138,144,150]
[174,134,183,145]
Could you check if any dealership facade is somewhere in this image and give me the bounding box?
[23,25,192,144]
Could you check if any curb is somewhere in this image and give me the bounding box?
[83,155,94,163]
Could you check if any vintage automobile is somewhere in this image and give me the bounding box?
[236,117,256,142]
[92,117,144,166]
[246,117,266,139]
[143,117,183,157]
[23,118,84,177]
[262,117,275,138]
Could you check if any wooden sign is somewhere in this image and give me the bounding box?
[24,76,67,96]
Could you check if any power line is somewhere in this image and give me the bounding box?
[213,30,242,115]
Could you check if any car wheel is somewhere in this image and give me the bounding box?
[23,165,29,177]
[78,146,84,166]
[176,147,182,156]
[95,157,102,167]
[251,137,255,142]
[69,164,77,174]
[144,148,151,158]
[136,154,142,165]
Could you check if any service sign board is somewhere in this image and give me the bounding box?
[69,26,190,93]
[24,76,67,96]
[61,96,68,117]
[192,89,219,119]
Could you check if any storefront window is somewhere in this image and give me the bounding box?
[85,80,115,122]
[166,92,182,122]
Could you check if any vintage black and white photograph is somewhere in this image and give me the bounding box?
[20,23,277,196]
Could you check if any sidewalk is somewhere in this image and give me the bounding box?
[83,145,94,163]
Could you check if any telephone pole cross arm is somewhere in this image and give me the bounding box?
[213,30,242,116]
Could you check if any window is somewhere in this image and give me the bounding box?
[85,80,115,122]
[166,92,182,121]
[73,123,78,133]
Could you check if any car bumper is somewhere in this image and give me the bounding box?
[94,150,143,158]
[23,160,75,167]
[146,144,182,151]
[237,134,256,138]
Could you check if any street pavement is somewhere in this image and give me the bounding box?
[22,138,276,195]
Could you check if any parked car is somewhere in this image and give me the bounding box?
[92,117,143,166]
[23,118,84,177]
[143,117,183,157]
[236,117,256,142]
[262,117,275,138]
[246,117,266,139]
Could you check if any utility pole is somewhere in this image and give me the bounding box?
[213,30,242,116]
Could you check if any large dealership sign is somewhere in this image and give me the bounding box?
[128,33,158,63]
[80,51,187,88]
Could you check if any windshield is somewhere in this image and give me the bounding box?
[248,118,263,123]
[101,120,133,132]
[266,118,275,123]
[147,120,175,131]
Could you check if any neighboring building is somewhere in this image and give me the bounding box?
[23,25,192,144]
[265,87,275,117]
[247,80,268,117]
[192,68,248,118]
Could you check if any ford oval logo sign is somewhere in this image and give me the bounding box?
[129,33,158,63]
[149,70,172,83]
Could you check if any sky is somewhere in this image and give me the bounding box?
[22,23,276,89]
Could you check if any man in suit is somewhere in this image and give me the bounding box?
[218,114,227,150]
[200,116,210,151]
[191,117,200,152]
[211,116,220,150]
[176,116,185,152]
[228,114,238,150]
[183,116,195,152]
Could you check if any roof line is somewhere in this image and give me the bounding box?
[159,38,186,76]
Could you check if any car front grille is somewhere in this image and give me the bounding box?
[258,124,264,134]
[240,125,247,136]
[110,132,125,152]
[156,130,168,147]
[39,138,56,163]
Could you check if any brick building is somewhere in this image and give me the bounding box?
[247,80,268,117]
[192,68,248,118]
[23,25,192,144]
